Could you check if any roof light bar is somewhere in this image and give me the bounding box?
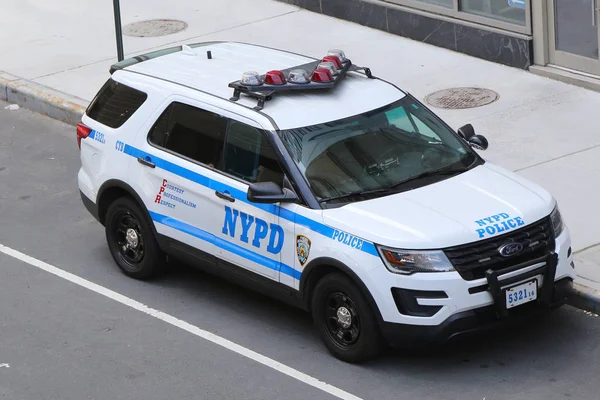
[265,70,286,85]
[241,71,263,86]
[322,56,342,69]
[316,61,338,76]
[327,49,346,62]
[228,49,374,111]
[288,69,310,84]
[311,67,333,83]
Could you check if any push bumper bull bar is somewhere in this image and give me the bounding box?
[485,251,558,317]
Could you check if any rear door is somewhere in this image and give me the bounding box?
[128,96,229,265]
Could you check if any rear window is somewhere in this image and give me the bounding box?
[86,78,148,128]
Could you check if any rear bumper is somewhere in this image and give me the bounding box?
[381,275,573,347]
[80,190,100,223]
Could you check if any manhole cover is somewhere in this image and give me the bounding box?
[425,87,499,109]
[123,19,188,37]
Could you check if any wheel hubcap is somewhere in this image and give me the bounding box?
[114,212,145,267]
[126,228,139,248]
[336,306,352,329]
[324,292,360,348]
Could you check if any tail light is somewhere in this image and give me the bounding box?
[77,122,92,149]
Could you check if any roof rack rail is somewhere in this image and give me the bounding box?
[108,41,225,74]
[228,59,374,111]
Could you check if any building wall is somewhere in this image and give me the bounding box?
[276,0,533,69]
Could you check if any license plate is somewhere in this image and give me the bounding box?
[505,279,537,309]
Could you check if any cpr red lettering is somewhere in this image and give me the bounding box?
[154,195,162,203]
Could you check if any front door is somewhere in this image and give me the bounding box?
[548,0,600,75]
[212,119,287,281]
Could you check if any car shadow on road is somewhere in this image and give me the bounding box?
[145,258,592,374]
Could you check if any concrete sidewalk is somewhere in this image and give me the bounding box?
[1,0,598,309]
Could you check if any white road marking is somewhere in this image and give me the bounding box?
[0,364,9,368]
[0,244,361,400]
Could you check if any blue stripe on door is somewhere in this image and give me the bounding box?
[150,211,302,280]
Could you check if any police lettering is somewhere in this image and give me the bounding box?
[222,206,284,254]
[332,229,364,250]
[475,213,525,238]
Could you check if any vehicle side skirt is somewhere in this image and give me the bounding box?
[157,234,307,311]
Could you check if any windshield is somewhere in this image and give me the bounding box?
[277,95,479,204]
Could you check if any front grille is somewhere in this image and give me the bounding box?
[444,216,555,281]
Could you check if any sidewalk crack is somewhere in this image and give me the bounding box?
[574,242,600,255]
[514,143,600,172]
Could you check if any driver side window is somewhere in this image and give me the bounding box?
[220,121,285,186]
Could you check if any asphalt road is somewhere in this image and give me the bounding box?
[1,100,599,400]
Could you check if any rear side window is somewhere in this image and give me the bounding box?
[148,102,228,166]
[86,79,148,128]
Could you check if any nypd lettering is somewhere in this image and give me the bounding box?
[154,179,196,209]
[332,229,364,250]
[222,206,284,255]
[475,213,525,238]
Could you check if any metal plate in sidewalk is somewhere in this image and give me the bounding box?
[425,87,499,109]
[123,19,188,37]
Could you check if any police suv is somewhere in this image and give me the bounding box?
[77,41,575,363]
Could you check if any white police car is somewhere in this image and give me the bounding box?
[77,41,576,363]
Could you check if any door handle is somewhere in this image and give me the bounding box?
[215,191,235,202]
[137,156,156,168]
[594,0,598,26]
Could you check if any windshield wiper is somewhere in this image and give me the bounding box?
[386,165,470,191]
[317,187,389,203]
[317,165,472,203]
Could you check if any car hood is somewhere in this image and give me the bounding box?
[321,162,556,249]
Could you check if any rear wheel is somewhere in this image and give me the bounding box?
[105,197,165,279]
[311,272,383,363]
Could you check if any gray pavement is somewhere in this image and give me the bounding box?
[0,255,332,400]
[2,102,600,399]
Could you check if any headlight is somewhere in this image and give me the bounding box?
[377,246,455,274]
[550,205,564,238]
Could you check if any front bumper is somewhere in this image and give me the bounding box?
[381,274,573,347]
[363,225,576,347]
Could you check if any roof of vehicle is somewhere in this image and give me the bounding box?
[117,41,406,130]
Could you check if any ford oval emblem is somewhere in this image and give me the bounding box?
[498,242,524,257]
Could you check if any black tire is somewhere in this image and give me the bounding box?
[105,196,166,280]
[311,272,383,363]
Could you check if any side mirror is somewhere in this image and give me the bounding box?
[458,124,475,140]
[247,181,299,204]
[468,134,489,151]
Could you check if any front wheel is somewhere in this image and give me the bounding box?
[105,197,165,280]
[311,273,383,363]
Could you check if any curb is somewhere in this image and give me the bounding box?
[1,71,87,126]
[568,281,600,314]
